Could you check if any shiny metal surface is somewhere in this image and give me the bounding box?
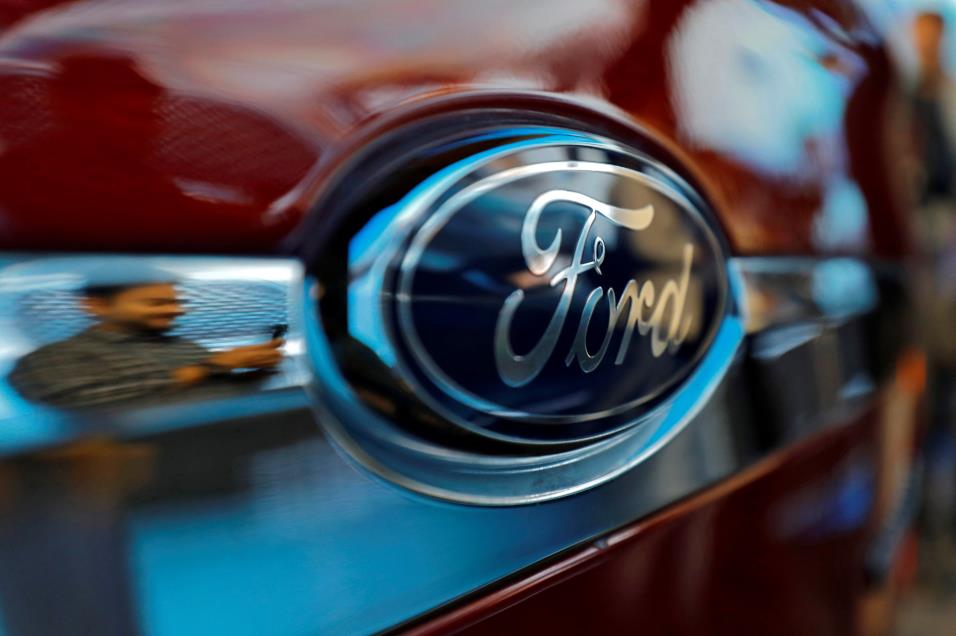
[0,251,902,634]
[736,257,880,334]
[0,255,306,454]
[307,127,741,504]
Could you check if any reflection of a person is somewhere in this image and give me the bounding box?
[913,12,955,204]
[9,267,284,409]
[910,10,956,592]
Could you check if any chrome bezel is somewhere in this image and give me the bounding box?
[304,126,746,504]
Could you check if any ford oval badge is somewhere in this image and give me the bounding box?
[349,133,731,444]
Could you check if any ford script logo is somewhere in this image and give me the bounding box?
[495,190,692,387]
[383,138,728,442]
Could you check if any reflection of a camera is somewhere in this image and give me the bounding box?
[190,326,286,378]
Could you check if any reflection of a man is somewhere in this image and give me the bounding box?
[9,267,284,409]
[910,10,956,595]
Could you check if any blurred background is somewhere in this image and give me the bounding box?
[0,1,955,633]
[892,1,956,634]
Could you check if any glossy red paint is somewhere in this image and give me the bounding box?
[403,350,925,635]
[0,0,912,256]
[404,410,899,636]
[0,49,317,252]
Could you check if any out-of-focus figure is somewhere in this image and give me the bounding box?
[911,10,956,593]
[913,12,955,204]
[8,265,284,409]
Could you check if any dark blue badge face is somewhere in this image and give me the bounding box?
[345,134,729,443]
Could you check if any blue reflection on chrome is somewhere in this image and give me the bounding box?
[643,317,744,449]
[349,204,404,368]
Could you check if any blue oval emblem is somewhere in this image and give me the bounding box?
[350,135,729,443]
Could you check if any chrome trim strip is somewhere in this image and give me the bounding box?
[734,257,879,333]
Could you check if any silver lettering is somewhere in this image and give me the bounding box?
[494,190,693,386]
